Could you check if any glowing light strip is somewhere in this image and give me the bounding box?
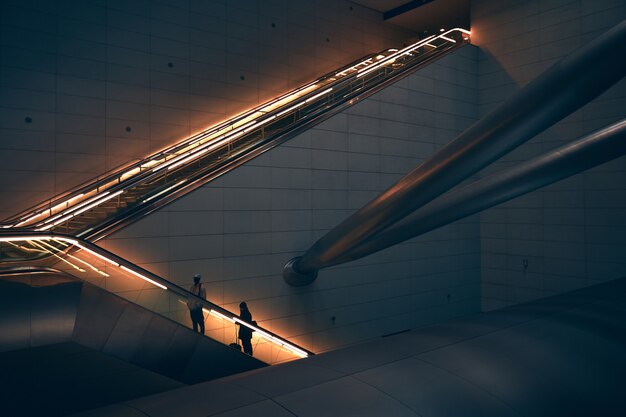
[0,235,155,286]
[444,27,471,35]
[54,238,165,289]
[159,130,225,167]
[0,235,53,242]
[120,265,167,290]
[8,79,324,226]
[355,28,469,80]
[143,180,187,203]
[0,235,117,277]
[120,167,141,181]
[155,121,256,173]
[52,238,70,247]
[41,239,109,277]
[260,84,318,113]
[36,212,68,228]
[207,309,307,356]
[38,190,124,230]
[166,148,210,171]
[71,242,120,267]
[0,234,308,357]
[76,227,93,237]
[243,115,276,133]
[207,130,247,151]
[28,240,86,273]
[7,241,47,254]
[56,237,78,245]
[356,35,436,78]
[153,151,198,172]
[38,191,112,226]
[233,317,308,358]
[10,30,470,233]
[272,80,319,102]
[209,311,307,357]
[165,128,247,171]
[173,81,317,156]
[162,130,245,176]
[70,190,123,217]
[305,88,333,103]
[141,159,160,169]
[335,58,374,77]
[209,309,236,322]
[14,193,86,227]
[276,101,305,117]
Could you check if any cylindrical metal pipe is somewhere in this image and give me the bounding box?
[284,20,626,285]
[333,119,626,264]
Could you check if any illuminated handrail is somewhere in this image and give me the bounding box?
[0,231,313,362]
[0,30,470,366]
[1,29,470,237]
[0,157,142,229]
[0,52,389,229]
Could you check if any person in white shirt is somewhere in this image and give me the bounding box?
[187,273,206,334]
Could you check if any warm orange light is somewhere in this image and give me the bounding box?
[6,28,471,235]
[120,265,167,290]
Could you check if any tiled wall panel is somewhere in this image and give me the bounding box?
[473,0,626,311]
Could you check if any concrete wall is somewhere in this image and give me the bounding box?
[0,0,413,221]
[472,0,626,310]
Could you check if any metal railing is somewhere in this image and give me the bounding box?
[0,29,471,365]
[0,232,313,365]
[1,29,470,240]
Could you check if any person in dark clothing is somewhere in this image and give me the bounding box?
[238,302,254,356]
[187,273,206,334]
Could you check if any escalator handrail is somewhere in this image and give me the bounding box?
[1,29,470,233]
[0,230,314,358]
[78,30,464,240]
[0,51,393,228]
[79,30,467,240]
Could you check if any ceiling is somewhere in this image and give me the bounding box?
[351,0,470,34]
[350,0,408,12]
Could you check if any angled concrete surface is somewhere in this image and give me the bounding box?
[73,276,626,417]
[0,342,182,417]
[0,274,265,386]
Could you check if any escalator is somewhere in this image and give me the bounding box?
[0,28,470,240]
[0,28,471,370]
[0,232,312,366]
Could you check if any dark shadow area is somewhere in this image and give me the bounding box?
[0,342,182,417]
[0,272,267,416]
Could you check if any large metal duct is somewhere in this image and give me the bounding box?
[333,118,626,264]
[284,19,626,286]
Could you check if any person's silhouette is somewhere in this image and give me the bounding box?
[238,302,253,355]
[187,274,206,334]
